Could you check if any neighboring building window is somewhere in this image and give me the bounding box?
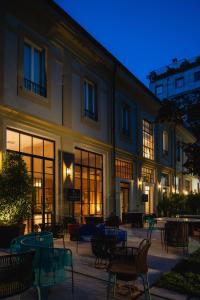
[121,105,130,136]
[83,79,97,121]
[194,71,200,82]
[161,173,169,186]
[141,167,154,183]
[177,142,181,162]
[116,159,133,179]
[162,130,168,155]
[185,180,191,192]
[23,41,47,97]
[175,77,184,88]
[74,148,103,217]
[155,85,163,96]
[143,120,154,160]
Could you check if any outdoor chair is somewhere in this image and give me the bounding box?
[107,238,151,300]
[10,231,53,253]
[164,221,189,254]
[20,236,74,300]
[0,250,35,299]
[91,234,117,268]
[39,223,66,248]
[76,223,99,252]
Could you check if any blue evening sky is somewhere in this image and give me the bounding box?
[55,0,200,87]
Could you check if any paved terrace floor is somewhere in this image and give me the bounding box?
[4,225,200,300]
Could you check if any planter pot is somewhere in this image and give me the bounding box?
[0,224,26,248]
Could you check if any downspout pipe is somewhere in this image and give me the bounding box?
[111,63,117,215]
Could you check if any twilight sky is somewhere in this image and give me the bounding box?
[55,0,200,87]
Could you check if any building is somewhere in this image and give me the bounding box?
[148,57,200,195]
[0,0,197,230]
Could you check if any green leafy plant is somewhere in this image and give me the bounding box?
[0,152,33,225]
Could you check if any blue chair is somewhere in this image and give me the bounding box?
[10,231,53,253]
[10,232,74,300]
[76,224,100,252]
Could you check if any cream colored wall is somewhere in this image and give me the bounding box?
[3,19,63,126]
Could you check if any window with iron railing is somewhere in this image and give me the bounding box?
[83,79,97,121]
[23,41,47,97]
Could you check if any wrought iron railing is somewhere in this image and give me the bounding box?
[24,78,47,97]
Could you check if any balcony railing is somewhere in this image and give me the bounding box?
[24,78,47,97]
[84,109,98,121]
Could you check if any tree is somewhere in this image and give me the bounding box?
[183,143,200,178]
[0,152,33,225]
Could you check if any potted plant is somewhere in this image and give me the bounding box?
[0,152,33,247]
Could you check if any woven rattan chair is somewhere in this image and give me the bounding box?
[164,221,189,254]
[107,238,151,300]
[0,251,35,299]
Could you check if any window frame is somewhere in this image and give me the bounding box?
[162,130,169,156]
[121,103,131,137]
[155,85,163,96]
[194,71,200,82]
[143,119,154,160]
[175,77,184,88]
[23,38,47,98]
[83,78,98,121]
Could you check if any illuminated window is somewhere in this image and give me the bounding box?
[162,130,168,155]
[161,173,169,186]
[121,105,130,136]
[6,128,55,231]
[185,180,191,192]
[115,159,133,180]
[141,167,154,183]
[74,148,103,218]
[24,41,46,97]
[83,79,97,121]
[143,120,154,160]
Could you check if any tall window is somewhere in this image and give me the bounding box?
[24,41,46,97]
[6,128,55,229]
[143,120,154,160]
[175,77,184,88]
[83,79,97,121]
[155,85,163,96]
[74,148,103,218]
[194,71,200,82]
[162,130,168,155]
[116,159,133,179]
[121,105,130,136]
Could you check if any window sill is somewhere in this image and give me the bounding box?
[18,86,50,108]
[81,114,101,130]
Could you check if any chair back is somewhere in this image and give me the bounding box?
[164,221,189,247]
[135,238,151,274]
[10,231,53,253]
[0,251,35,299]
[21,237,72,287]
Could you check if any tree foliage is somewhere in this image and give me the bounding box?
[0,152,33,224]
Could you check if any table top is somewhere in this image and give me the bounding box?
[156,217,200,223]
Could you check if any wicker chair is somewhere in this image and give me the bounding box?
[107,238,151,300]
[0,251,35,299]
[164,221,189,254]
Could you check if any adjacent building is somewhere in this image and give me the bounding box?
[0,0,198,230]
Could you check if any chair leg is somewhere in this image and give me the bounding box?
[71,265,74,294]
[141,273,151,300]
[106,273,112,300]
[113,274,117,297]
[36,286,42,300]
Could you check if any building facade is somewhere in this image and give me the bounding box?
[0,0,197,229]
